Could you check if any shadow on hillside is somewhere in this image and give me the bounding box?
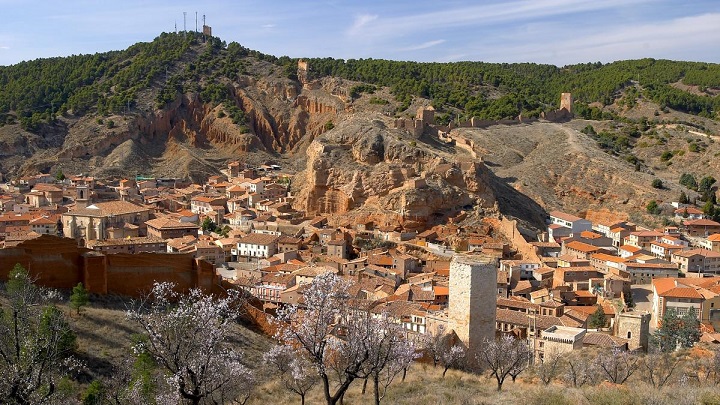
[490,174,547,231]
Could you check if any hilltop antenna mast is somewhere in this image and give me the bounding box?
[174,21,177,34]
[183,12,187,36]
[195,12,198,33]
[202,14,206,42]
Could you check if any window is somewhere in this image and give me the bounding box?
[627,331,632,339]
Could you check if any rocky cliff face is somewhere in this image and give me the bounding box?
[291,117,502,228]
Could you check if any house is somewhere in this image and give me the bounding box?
[619,261,679,284]
[500,260,541,281]
[652,278,720,328]
[649,242,686,261]
[190,195,227,216]
[562,240,604,260]
[624,231,663,249]
[327,239,348,260]
[146,217,200,239]
[549,211,593,233]
[699,234,720,253]
[684,219,720,237]
[674,206,705,220]
[671,249,720,276]
[277,236,302,253]
[29,216,59,235]
[236,233,279,259]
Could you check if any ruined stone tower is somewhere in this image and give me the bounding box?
[560,93,573,114]
[448,255,497,364]
[297,60,309,86]
[615,311,651,352]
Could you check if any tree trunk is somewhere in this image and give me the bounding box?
[443,366,449,378]
[496,376,503,391]
[362,377,368,395]
[301,394,305,405]
[373,374,380,405]
[402,367,407,382]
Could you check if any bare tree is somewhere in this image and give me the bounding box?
[641,352,682,388]
[127,282,255,405]
[535,348,564,385]
[276,273,416,405]
[478,335,531,391]
[562,352,599,388]
[264,345,319,405]
[595,347,639,384]
[0,264,79,405]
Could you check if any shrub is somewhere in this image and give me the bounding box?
[660,151,673,161]
[652,179,663,189]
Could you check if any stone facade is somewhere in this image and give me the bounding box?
[560,93,573,114]
[448,255,497,365]
[615,311,651,351]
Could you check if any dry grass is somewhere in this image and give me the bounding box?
[250,362,720,405]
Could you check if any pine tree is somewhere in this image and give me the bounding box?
[588,305,607,328]
[70,282,90,315]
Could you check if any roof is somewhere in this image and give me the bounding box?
[685,219,720,227]
[549,211,584,222]
[675,207,704,215]
[661,287,703,299]
[564,241,601,253]
[146,217,200,230]
[707,234,720,242]
[67,201,149,217]
[86,236,167,248]
[238,233,279,245]
[583,332,629,347]
[673,248,720,258]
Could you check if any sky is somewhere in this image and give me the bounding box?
[1,0,720,67]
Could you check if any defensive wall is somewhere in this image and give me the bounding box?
[0,234,215,297]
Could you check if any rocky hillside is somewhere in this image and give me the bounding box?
[1,32,719,228]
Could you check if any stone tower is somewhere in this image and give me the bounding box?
[560,93,573,114]
[76,180,89,209]
[615,311,651,352]
[448,255,497,364]
[297,60,309,86]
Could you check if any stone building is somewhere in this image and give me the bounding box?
[448,255,497,365]
[615,311,651,351]
[63,201,151,243]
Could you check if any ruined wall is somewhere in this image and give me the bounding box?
[497,217,541,262]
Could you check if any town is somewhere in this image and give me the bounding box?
[2,159,720,363]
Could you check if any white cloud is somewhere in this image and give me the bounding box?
[261,24,276,29]
[468,12,720,65]
[348,13,378,35]
[0,46,9,50]
[399,39,445,52]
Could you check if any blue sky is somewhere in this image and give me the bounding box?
[1,0,719,67]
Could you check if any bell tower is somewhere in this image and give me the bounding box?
[76,179,90,209]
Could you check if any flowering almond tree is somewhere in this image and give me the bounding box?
[127,282,254,405]
[276,273,416,405]
[264,345,319,405]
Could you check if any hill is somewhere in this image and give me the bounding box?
[1,31,720,225]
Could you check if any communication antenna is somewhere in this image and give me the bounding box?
[174,21,177,34]
[202,14,207,42]
[183,12,187,35]
[195,12,198,33]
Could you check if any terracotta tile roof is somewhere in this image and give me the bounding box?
[675,207,704,215]
[707,234,720,242]
[497,297,539,311]
[146,217,200,230]
[549,211,583,222]
[238,233,279,245]
[591,253,626,263]
[619,245,642,253]
[609,227,626,233]
[67,201,149,217]
[661,287,703,299]
[583,332,629,347]
[673,249,720,258]
[684,219,720,227]
[580,231,603,239]
[565,241,601,253]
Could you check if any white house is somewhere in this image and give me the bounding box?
[236,233,278,259]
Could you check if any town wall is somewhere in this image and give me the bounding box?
[448,255,497,368]
[0,235,215,298]
[497,217,541,262]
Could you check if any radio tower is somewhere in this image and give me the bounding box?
[195,12,198,33]
[183,12,187,36]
